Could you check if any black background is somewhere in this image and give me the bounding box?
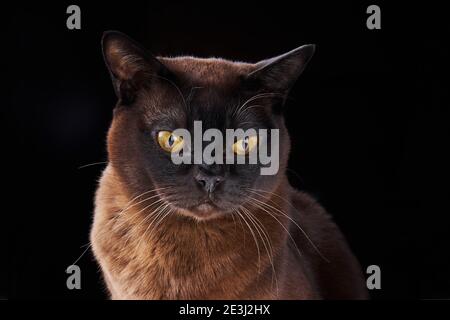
[7,2,449,299]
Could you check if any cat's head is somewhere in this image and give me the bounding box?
[102,31,314,220]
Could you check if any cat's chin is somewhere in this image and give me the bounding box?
[176,203,225,221]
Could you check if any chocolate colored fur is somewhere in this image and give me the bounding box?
[90,31,368,299]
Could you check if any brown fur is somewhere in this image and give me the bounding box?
[91,166,368,299]
[91,35,368,299]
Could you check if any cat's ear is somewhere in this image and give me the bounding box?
[102,31,171,104]
[246,44,315,94]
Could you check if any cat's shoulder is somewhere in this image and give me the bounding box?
[94,165,129,216]
[288,188,339,236]
[289,189,330,219]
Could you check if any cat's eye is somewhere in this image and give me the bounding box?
[157,131,184,153]
[232,136,258,155]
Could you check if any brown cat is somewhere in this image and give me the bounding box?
[90,31,368,299]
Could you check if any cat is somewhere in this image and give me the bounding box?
[90,31,368,299]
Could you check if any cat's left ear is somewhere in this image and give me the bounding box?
[246,44,315,94]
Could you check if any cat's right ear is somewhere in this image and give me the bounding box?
[102,31,171,104]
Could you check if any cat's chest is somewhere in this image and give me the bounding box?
[107,234,251,299]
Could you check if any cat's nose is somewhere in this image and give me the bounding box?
[194,168,224,194]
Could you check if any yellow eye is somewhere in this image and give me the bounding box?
[232,136,258,155]
[157,131,184,153]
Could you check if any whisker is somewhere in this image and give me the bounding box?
[78,161,108,169]
[136,203,172,249]
[117,197,167,237]
[233,210,246,246]
[241,207,275,262]
[148,74,188,111]
[121,187,170,212]
[233,92,283,119]
[111,193,168,232]
[230,211,238,233]
[235,105,265,122]
[248,189,328,262]
[111,187,170,224]
[114,192,162,220]
[245,196,304,260]
[123,199,169,246]
[71,243,92,266]
[234,208,262,274]
[187,86,204,104]
[246,189,329,263]
[241,206,279,295]
[152,207,173,229]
